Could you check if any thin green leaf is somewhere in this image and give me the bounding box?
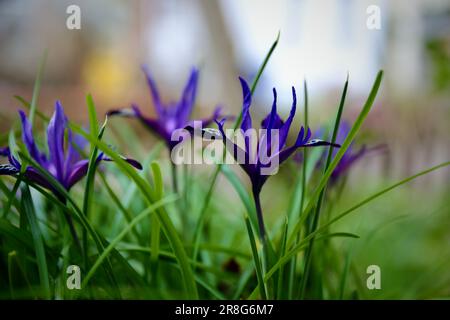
[17,151,122,297]
[82,96,107,273]
[29,51,47,126]
[245,215,267,300]
[0,219,35,254]
[150,162,163,275]
[82,195,177,287]
[268,161,450,285]
[195,275,227,300]
[21,185,51,299]
[299,74,348,298]
[1,178,21,218]
[86,94,99,136]
[276,218,288,299]
[220,164,258,233]
[288,70,383,246]
[151,162,164,199]
[68,124,198,299]
[245,232,358,299]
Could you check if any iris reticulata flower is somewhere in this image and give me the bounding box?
[215,77,339,240]
[0,101,142,199]
[108,66,221,151]
[321,121,385,183]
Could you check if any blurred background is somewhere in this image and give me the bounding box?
[0,0,448,179]
[0,0,449,298]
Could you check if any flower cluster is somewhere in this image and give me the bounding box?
[1,66,381,245]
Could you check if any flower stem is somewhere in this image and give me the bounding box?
[252,188,267,243]
[59,197,82,253]
[251,187,273,298]
[64,210,82,253]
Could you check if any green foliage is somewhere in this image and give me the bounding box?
[0,38,448,300]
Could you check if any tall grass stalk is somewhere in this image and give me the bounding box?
[299,75,348,298]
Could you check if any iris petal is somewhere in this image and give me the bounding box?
[176,68,199,125]
[24,167,55,190]
[47,101,67,182]
[0,164,19,175]
[65,159,89,190]
[261,113,283,130]
[215,118,255,176]
[259,88,280,158]
[274,128,339,165]
[100,152,143,170]
[19,110,46,165]
[142,65,164,117]
[131,105,172,143]
[278,87,297,148]
[239,77,252,132]
[64,129,84,181]
[0,147,9,157]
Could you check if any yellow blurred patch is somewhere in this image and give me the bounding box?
[82,50,133,103]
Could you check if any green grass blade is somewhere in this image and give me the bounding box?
[86,94,99,136]
[0,219,36,253]
[21,185,51,299]
[250,32,280,98]
[195,275,227,300]
[82,95,106,273]
[246,176,445,299]
[8,251,17,299]
[245,232,359,299]
[151,162,164,199]
[150,162,163,275]
[29,51,47,126]
[266,161,450,285]
[315,161,450,239]
[17,151,122,297]
[98,172,141,240]
[14,96,186,297]
[265,232,359,282]
[286,147,323,224]
[82,195,177,287]
[288,70,383,246]
[245,215,267,300]
[232,263,255,300]
[338,250,352,299]
[299,74,349,298]
[299,79,309,217]
[122,143,164,208]
[68,124,198,299]
[220,164,258,233]
[287,79,310,299]
[276,218,288,299]
[1,177,22,219]
[6,251,34,298]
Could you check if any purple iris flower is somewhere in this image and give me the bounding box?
[0,101,142,199]
[318,121,385,183]
[214,77,339,240]
[108,66,221,150]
